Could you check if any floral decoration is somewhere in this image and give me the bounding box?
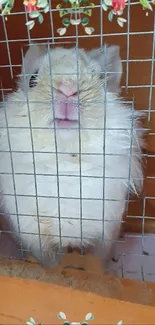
[0,0,153,31]
[0,0,49,29]
[56,0,152,32]
[26,313,123,325]
[56,0,95,36]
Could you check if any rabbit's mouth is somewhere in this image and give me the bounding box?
[54,118,78,129]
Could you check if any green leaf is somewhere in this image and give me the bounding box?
[108,10,114,21]
[1,1,14,14]
[62,17,70,26]
[83,9,92,16]
[57,27,67,35]
[29,318,36,325]
[29,10,40,18]
[104,0,112,5]
[72,2,80,8]
[25,20,35,30]
[37,0,48,8]
[114,9,123,15]
[102,2,108,11]
[90,2,95,7]
[117,16,127,27]
[85,26,94,34]
[81,16,89,25]
[44,4,49,13]
[85,313,94,321]
[2,6,11,15]
[5,0,14,9]
[56,4,61,9]
[57,312,66,320]
[139,0,152,10]
[59,311,66,319]
[0,0,8,6]
[59,9,68,17]
[37,13,44,24]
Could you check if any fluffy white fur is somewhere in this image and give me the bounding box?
[0,45,144,264]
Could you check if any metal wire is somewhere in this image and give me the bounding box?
[0,83,24,258]
[75,48,83,254]
[47,42,62,252]
[0,1,155,281]
[21,48,43,262]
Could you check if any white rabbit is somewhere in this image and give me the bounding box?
[0,44,144,266]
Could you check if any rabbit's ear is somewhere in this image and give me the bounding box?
[88,45,122,93]
[19,43,47,91]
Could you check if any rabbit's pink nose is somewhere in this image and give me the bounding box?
[59,82,77,97]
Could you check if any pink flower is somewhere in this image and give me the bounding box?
[23,0,39,12]
[112,0,126,13]
[27,3,39,12]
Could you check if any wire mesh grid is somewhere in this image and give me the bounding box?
[0,0,155,281]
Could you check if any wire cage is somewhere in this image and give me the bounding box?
[0,0,155,282]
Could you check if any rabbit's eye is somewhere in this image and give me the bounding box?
[29,69,38,88]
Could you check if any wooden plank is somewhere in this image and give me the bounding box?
[0,256,155,306]
[1,275,155,324]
